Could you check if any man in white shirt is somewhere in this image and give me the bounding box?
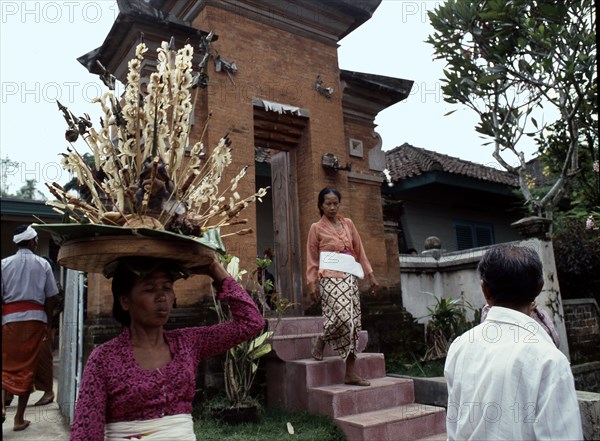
[2,225,59,431]
[445,244,583,440]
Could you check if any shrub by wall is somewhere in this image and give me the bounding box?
[552,218,600,305]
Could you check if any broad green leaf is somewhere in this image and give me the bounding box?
[247,331,273,352]
[251,331,273,347]
[249,343,272,360]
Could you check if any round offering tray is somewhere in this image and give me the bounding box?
[33,223,224,275]
[58,235,216,274]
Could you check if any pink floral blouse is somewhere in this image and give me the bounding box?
[306,215,373,284]
[70,277,265,441]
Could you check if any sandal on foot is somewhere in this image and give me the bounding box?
[311,337,324,361]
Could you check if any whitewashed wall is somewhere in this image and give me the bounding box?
[399,239,571,359]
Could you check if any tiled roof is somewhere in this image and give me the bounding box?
[385,143,518,187]
[77,0,212,76]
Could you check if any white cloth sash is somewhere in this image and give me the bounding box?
[105,413,195,440]
[319,251,364,279]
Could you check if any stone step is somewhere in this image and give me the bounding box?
[269,330,368,361]
[308,376,415,418]
[335,403,447,441]
[414,432,448,441]
[266,353,386,410]
[302,353,386,388]
[267,316,325,336]
[264,317,448,440]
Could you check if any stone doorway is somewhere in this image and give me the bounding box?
[253,102,308,312]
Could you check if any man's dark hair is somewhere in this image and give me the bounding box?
[317,187,342,216]
[14,224,29,235]
[477,244,544,305]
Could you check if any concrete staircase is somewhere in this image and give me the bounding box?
[265,317,447,441]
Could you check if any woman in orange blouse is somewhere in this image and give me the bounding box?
[306,187,379,386]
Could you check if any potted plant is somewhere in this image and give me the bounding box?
[210,254,292,424]
[421,293,480,362]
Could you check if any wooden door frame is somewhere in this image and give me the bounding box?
[270,151,303,313]
[253,101,308,313]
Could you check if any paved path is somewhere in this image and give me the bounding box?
[2,379,70,440]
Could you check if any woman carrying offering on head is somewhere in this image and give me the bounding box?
[70,256,265,441]
[306,187,379,386]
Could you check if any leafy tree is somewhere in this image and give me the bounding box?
[1,157,19,197]
[427,0,597,221]
[15,179,46,201]
[1,158,46,200]
[553,216,600,305]
[535,80,599,220]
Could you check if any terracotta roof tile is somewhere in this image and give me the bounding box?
[385,143,518,187]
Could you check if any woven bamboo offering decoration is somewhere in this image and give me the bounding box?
[47,37,266,241]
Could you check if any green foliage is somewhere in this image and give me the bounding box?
[425,295,480,340]
[533,70,599,223]
[1,157,19,197]
[384,296,480,376]
[1,157,46,200]
[427,0,597,219]
[247,257,275,314]
[385,352,445,378]
[194,400,345,441]
[221,329,273,408]
[15,179,46,200]
[421,293,480,361]
[552,216,600,305]
[212,255,294,408]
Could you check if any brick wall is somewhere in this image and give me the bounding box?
[194,6,343,276]
[191,4,391,300]
[572,362,600,393]
[81,2,395,319]
[563,299,600,361]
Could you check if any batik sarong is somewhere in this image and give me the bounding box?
[319,273,361,360]
[2,320,46,395]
